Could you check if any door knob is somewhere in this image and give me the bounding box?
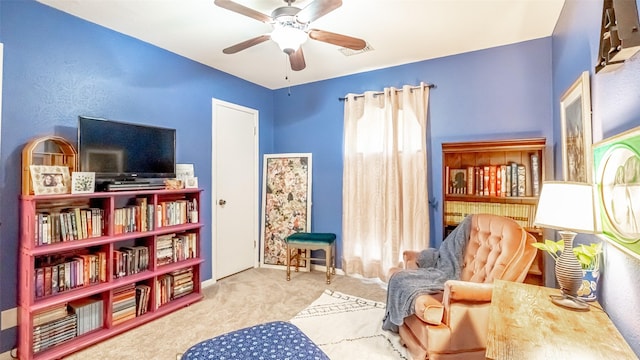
[218,199,227,206]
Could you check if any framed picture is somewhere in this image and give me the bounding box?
[449,168,467,194]
[260,153,312,270]
[560,71,593,183]
[593,125,640,260]
[30,165,70,195]
[184,177,198,189]
[71,172,96,194]
[176,164,195,188]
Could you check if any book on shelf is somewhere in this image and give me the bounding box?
[474,167,480,195]
[510,163,518,197]
[496,166,502,197]
[68,297,103,336]
[530,153,540,197]
[489,166,497,196]
[63,261,71,291]
[135,284,151,316]
[500,165,511,196]
[444,166,450,194]
[51,265,59,295]
[503,165,511,197]
[44,267,52,297]
[517,165,526,197]
[464,166,473,195]
[482,166,489,196]
[35,268,44,298]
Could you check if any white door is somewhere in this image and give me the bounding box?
[212,99,259,280]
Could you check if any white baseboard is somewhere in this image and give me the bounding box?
[1,308,16,330]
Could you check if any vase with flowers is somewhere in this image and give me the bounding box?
[532,240,603,301]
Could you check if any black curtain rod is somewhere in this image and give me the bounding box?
[338,83,436,101]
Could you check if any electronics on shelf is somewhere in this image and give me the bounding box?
[78,116,177,191]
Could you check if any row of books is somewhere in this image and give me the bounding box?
[114,198,199,235]
[114,246,150,279]
[112,284,137,326]
[68,297,103,336]
[156,233,198,266]
[135,284,151,317]
[33,313,77,353]
[35,252,107,299]
[110,283,153,326]
[444,200,537,229]
[113,197,153,235]
[158,199,199,227]
[156,268,194,307]
[445,154,540,197]
[34,207,104,246]
[32,196,200,245]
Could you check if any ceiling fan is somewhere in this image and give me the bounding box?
[214,0,367,71]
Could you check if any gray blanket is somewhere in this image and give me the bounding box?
[382,215,472,332]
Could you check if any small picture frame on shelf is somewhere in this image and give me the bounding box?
[71,172,96,194]
[184,177,198,189]
[176,163,195,188]
[449,168,467,194]
[30,165,70,195]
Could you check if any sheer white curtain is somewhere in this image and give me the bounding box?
[342,83,431,281]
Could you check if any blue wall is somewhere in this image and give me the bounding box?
[272,38,554,263]
[0,1,274,350]
[553,1,640,354]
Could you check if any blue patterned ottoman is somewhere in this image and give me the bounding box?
[181,321,329,360]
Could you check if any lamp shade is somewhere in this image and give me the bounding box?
[271,26,308,53]
[533,181,597,234]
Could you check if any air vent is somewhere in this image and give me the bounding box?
[338,43,374,56]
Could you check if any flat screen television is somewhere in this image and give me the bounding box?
[78,116,176,186]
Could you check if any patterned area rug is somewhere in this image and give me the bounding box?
[290,289,409,359]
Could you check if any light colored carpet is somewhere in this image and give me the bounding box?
[64,267,391,359]
[291,289,409,359]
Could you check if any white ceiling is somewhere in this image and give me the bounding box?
[36,0,565,90]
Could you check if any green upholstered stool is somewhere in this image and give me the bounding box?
[286,232,336,284]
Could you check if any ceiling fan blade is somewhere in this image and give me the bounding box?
[214,0,272,23]
[288,48,306,71]
[308,29,366,50]
[223,35,271,54]
[296,0,342,23]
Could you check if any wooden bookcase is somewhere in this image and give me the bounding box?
[18,188,204,360]
[441,138,546,285]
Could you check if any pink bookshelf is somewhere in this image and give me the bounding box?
[19,188,204,360]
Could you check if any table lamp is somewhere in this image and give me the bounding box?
[533,181,597,310]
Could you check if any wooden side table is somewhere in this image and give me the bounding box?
[486,279,637,359]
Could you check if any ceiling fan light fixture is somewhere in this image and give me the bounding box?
[271,26,308,53]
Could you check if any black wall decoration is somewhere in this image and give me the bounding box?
[596,0,640,73]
